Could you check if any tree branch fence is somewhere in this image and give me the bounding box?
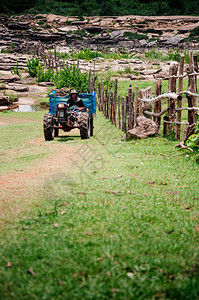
[97,52,199,142]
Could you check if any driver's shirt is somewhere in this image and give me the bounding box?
[67,97,85,108]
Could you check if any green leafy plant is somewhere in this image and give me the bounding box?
[37,20,45,25]
[185,116,199,162]
[1,48,8,53]
[26,57,41,77]
[11,61,21,78]
[36,66,54,83]
[54,64,89,92]
[3,90,17,103]
[124,66,132,74]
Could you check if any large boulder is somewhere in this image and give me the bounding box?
[127,116,158,139]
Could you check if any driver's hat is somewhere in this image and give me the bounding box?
[70,89,78,96]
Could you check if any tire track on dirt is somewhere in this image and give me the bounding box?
[0,132,82,220]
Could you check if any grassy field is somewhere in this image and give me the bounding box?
[0,110,199,299]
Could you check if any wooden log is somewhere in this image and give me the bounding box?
[113,79,118,127]
[193,54,198,92]
[168,62,178,134]
[176,55,184,140]
[163,120,189,125]
[93,61,96,92]
[187,52,198,132]
[110,93,113,123]
[131,92,135,128]
[105,89,108,118]
[154,80,162,133]
[124,96,128,133]
[128,86,133,129]
[101,84,105,116]
[134,86,139,124]
[139,93,182,103]
[97,82,101,109]
[163,115,168,136]
[107,91,110,119]
[122,96,125,132]
[118,95,121,129]
[108,92,111,120]
[143,108,168,117]
[176,107,199,111]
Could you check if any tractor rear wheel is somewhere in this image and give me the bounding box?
[43,113,54,141]
[79,112,90,139]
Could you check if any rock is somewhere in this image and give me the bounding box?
[158,35,185,46]
[127,116,158,139]
[110,30,125,38]
[6,21,30,30]
[57,26,78,32]
[0,75,20,83]
[7,84,29,92]
[139,39,148,47]
[38,82,55,86]
[0,95,10,106]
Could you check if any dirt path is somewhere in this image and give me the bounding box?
[0,127,82,221]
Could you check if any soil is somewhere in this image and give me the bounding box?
[0,115,82,222]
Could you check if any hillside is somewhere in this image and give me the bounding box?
[0,14,199,54]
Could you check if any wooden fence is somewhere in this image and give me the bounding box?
[97,52,199,141]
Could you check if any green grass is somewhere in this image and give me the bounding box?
[57,48,135,61]
[0,110,199,299]
[0,111,48,174]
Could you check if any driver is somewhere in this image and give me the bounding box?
[67,89,85,108]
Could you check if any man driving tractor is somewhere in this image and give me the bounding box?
[67,89,85,108]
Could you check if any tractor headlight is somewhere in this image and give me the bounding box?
[57,103,65,109]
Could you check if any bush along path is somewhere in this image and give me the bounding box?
[0,110,199,299]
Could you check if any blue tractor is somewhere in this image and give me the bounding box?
[43,91,96,141]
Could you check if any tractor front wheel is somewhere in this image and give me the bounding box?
[79,112,90,139]
[43,113,54,141]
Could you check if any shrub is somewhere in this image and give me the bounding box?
[185,116,199,163]
[36,66,54,82]
[27,57,41,77]
[54,64,89,92]
[11,61,21,78]
[38,20,45,25]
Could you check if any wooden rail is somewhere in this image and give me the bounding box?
[97,52,198,141]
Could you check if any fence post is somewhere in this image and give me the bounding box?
[176,55,184,140]
[187,52,198,133]
[124,96,128,132]
[101,84,104,115]
[122,96,125,132]
[134,86,139,124]
[114,79,118,127]
[105,89,108,118]
[128,86,133,129]
[118,95,121,129]
[193,54,198,92]
[154,81,162,133]
[110,92,113,123]
[168,62,178,133]
[97,82,101,109]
